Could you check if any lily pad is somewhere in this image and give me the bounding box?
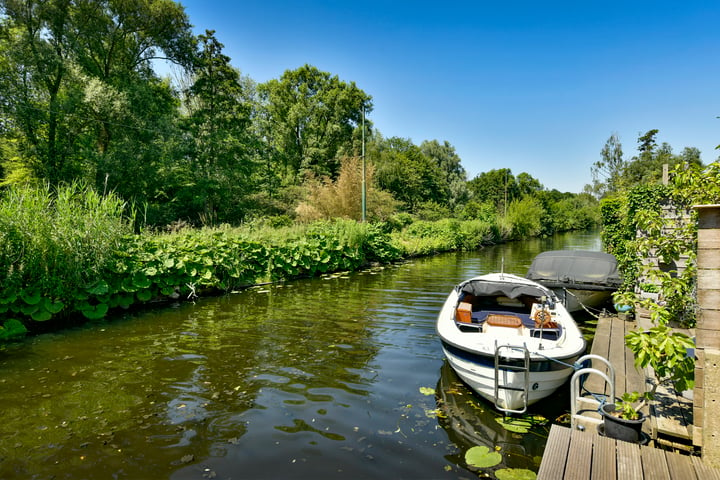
[465,445,502,468]
[419,386,435,396]
[496,468,537,480]
[496,417,533,433]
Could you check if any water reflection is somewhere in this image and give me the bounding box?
[436,361,547,472]
[0,231,602,479]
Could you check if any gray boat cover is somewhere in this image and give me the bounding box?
[526,250,622,289]
[460,279,550,299]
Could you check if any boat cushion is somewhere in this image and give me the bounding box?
[485,314,523,328]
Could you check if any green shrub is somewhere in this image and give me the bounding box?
[504,197,544,240]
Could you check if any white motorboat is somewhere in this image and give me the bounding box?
[436,273,587,413]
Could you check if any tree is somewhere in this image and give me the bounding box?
[257,64,372,185]
[0,0,194,194]
[622,130,703,188]
[637,129,659,155]
[516,172,544,198]
[174,30,257,224]
[420,139,468,211]
[591,133,625,198]
[370,135,450,212]
[467,168,517,214]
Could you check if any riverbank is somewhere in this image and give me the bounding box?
[0,184,599,343]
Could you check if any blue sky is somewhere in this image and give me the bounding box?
[175,1,720,193]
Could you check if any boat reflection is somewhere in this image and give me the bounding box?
[435,360,549,471]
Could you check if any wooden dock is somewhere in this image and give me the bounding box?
[573,313,694,449]
[537,313,716,478]
[537,424,720,480]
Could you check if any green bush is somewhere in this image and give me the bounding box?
[504,197,544,240]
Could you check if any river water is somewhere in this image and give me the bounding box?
[0,231,602,479]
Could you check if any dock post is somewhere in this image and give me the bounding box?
[693,204,720,466]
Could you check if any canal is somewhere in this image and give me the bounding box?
[0,231,602,479]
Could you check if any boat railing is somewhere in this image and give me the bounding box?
[569,354,615,430]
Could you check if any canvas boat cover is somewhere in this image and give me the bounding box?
[526,250,622,290]
[460,278,550,299]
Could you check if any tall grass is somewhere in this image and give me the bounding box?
[0,183,131,302]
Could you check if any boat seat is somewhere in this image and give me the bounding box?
[456,302,473,323]
[485,314,523,328]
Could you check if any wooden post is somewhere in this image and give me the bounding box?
[694,204,720,465]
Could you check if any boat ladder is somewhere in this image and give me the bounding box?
[494,343,530,414]
[570,354,615,431]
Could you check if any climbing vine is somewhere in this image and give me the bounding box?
[606,162,720,328]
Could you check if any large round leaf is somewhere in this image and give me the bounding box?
[496,468,537,480]
[465,445,502,468]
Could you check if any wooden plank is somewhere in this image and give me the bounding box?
[591,433,617,480]
[585,316,613,397]
[565,428,593,480]
[615,439,642,480]
[692,455,720,480]
[665,450,698,480]
[640,444,671,478]
[623,320,646,396]
[537,424,570,480]
[653,384,692,440]
[608,317,627,397]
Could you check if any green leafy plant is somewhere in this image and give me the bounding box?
[617,325,695,419]
[639,283,659,293]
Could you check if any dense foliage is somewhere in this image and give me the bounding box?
[604,162,720,328]
[0,0,595,228]
[0,179,599,342]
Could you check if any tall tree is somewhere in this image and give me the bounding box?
[467,168,518,214]
[257,64,372,185]
[591,133,625,198]
[371,135,450,211]
[177,30,256,224]
[420,139,468,211]
[0,0,194,193]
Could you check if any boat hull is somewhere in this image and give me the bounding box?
[441,341,580,410]
[553,288,613,313]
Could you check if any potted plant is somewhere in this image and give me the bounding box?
[600,323,695,443]
[599,392,649,443]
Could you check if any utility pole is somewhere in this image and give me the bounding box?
[361,105,366,222]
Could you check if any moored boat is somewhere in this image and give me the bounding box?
[436,273,586,413]
[526,250,622,313]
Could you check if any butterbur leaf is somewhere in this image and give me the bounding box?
[80,303,109,319]
[31,309,52,321]
[20,290,41,305]
[133,272,152,289]
[44,298,65,314]
[136,289,153,302]
[0,319,28,340]
[86,281,109,296]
